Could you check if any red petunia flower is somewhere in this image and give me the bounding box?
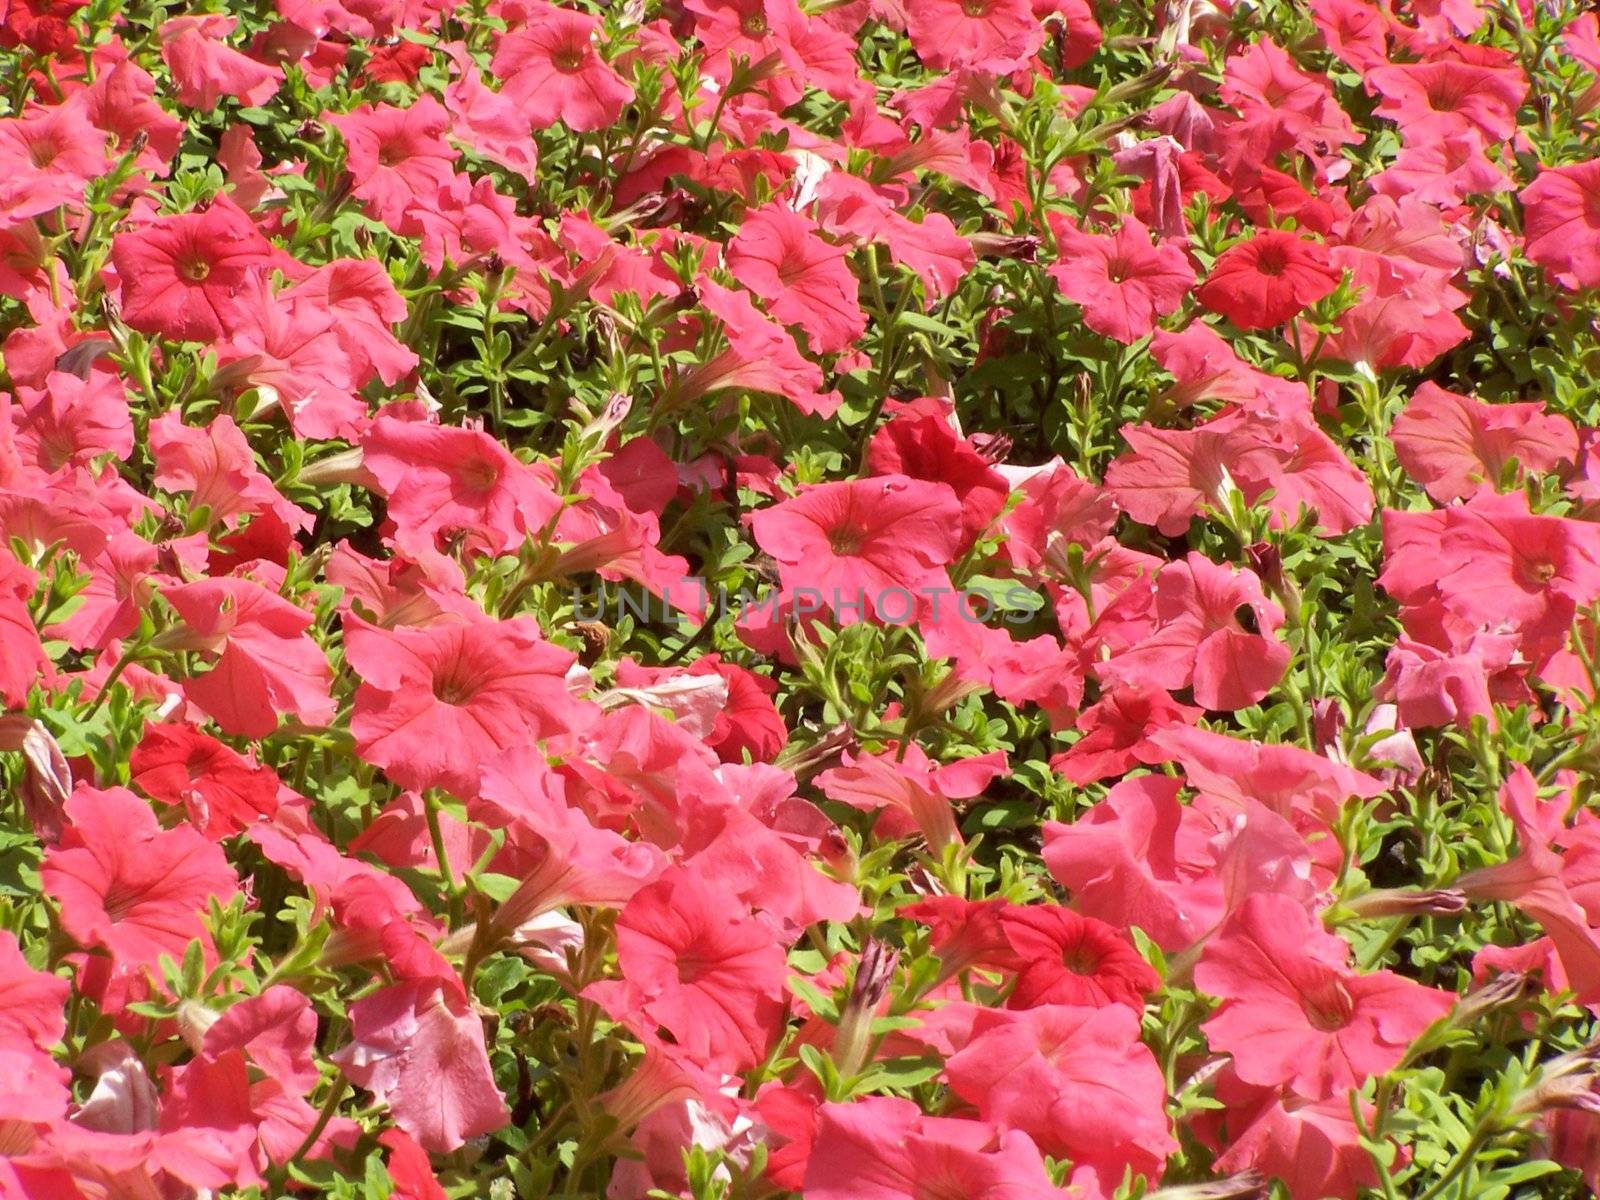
[998,906,1159,1009]
[1043,776,1227,952]
[129,721,280,839]
[0,927,69,1051]
[1520,159,1600,292]
[158,15,281,112]
[803,1096,1061,1200]
[282,258,417,386]
[1371,130,1513,206]
[943,1003,1176,1185]
[0,0,87,55]
[327,98,456,229]
[816,744,1007,852]
[360,414,564,558]
[214,272,366,441]
[904,0,1044,72]
[1098,552,1290,711]
[1365,56,1528,144]
[1202,1066,1381,1200]
[1198,230,1341,329]
[149,411,311,533]
[1047,215,1195,343]
[13,370,133,472]
[1455,767,1600,1004]
[1391,382,1578,503]
[109,196,276,342]
[1050,685,1203,785]
[162,577,336,739]
[0,550,46,710]
[0,100,111,223]
[866,397,1009,555]
[673,278,842,417]
[1381,491,1600,664]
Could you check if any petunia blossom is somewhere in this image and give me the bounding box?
[997,905,1159,1010]
[346,615,595,796]
[1097,551,1290,711]
[1047,215,1195,343]
[1197,230,1342,329]
[803,1095,1063,1200]
[158,15,281,112]
[943,1003,1176,1186]
[41,785,237,1003]
[1196,893,1455,1099]
[333,978,510,1154]
[1391,382,1578,503]
[161,577,336,738]
[109,197,276,342]
[748,475,963,625]
[492,2,635,132]
[1520,158,1600,292]
[726,204,867,355]
[589,868,789,1072]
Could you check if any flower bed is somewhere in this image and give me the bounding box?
[2,0,1600,1197]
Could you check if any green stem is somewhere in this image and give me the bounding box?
[424,790,460,924]
[1415,1123,1496,1200]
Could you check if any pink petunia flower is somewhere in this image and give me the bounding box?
[1196,893,1454,1099]
[748,475,963,624]
[589,868,789,1072]
[41,785,237,1003]
[727,204,867,355]
[109,197,276,342]
[346,614,595,796]
[492,2,635,132]
[1047,215,1195,343]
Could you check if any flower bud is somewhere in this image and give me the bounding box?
[176,999,221,1054]
[1513,1038,1600,1117]
[832,939,900,1079]
[1341,888,1468,919]
[1448,970,1529,1030]
[1149,1172,1269,1200]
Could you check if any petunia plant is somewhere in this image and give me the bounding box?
[8,0,1600,1198]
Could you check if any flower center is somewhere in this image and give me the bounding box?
[28,140,58,168]
[1252,239,1291,277]
[676,952,715,984]
[458,457,502,493]
[961,0,990,15]
[1061,944,1101,975]
[101,880,143,923]
[1302,979,1355,1031]
[180,256,211,282]
[1104,257,1131,284]
[554,46,586,72]
[741,11,768,35]
[1424,81,1463,113]
[828,526,864,555]
[432,670,478,706]
[377,143,403,167]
